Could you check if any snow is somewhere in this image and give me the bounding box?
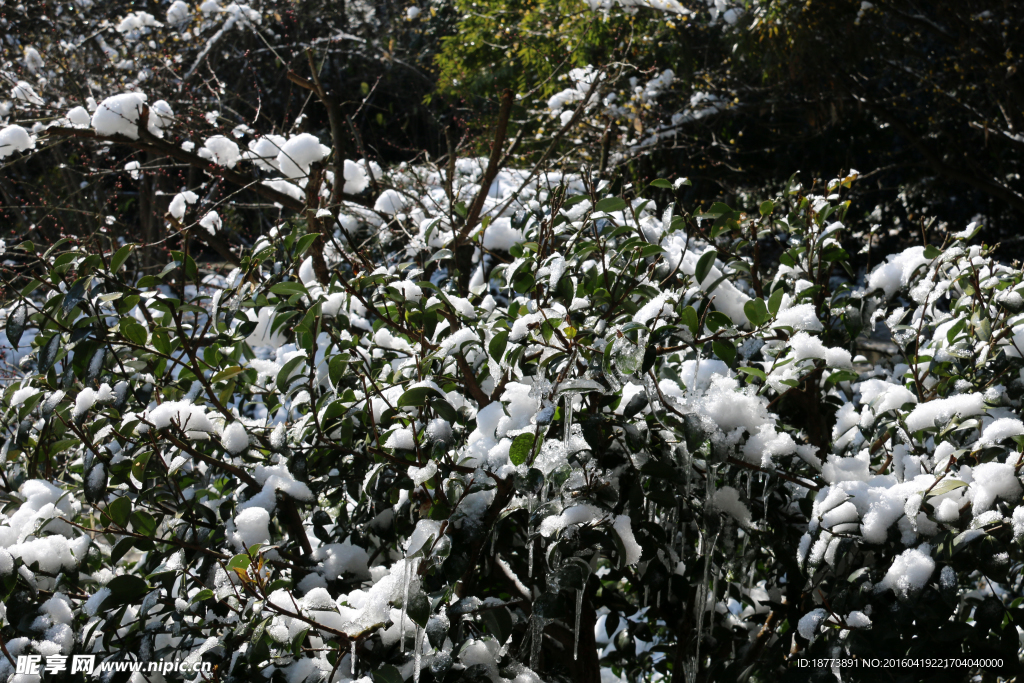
[867,246,930,298]
[200,211,222,235]
[773,303,822,331]
[221,422,249,453]
[167,0,192,24]
[408,462,437,485]
[789,332,853,368]
[169,190,198,220]
[0,125,35,159]
[711,486,753,528]
[23,47,43,74]
[73,388,99,419]
[145,400,215,435]
[84,588,111,616]
[277,133,331,180]
[92,93,169,139]
[540,504,602,537]
[312,541,370,579]
[977,417,1024,446]
[968,462,1022,513]
[10,386,39,407]
[612,515,642,564]
[374,189,407,215]
[481,217,524,251]
[246,135,286,171]
[202,135,241,168]
[845,611,871,629]
[877,544,934,599]
[66,106,91,128]
[12,81,44,105]
[797,608,827,641]
[233,507,271,548]
[904,394,985,432]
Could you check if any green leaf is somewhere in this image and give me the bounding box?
[64,278,91,317]
[489,330,509,361]
[38,334,60,375]
[759,200,775,217]
[371,665,404,683]
[291,627,310,658]
[712,340,736,367]
[703,202,734,218]
[129,510,157,536]
[680,306,699,334]
[482,605,514,643]
[705,311,733,333]
[328,355,349,386]
[5,305,25,349]
[649,179,673,189]
[191,589,214,604]
[294,233,319,257]
[926,479,969,499]
[430,396,459,422]
[407,591,430,628]
[743,298,769,328]
[121,321,148,346]
[226,553,252,571]
[767,287,784,315]
[276,355,307,393]
[270,281,307,297]
[107,496,132,528]
[509,432,536,466]
[105,575,149,605]
[694,250,717,286]
[427,248,452,265]
[595,197,627,213]
[110,537,135,564]
[397,386,445,408]
[212,366,244,383]
[737,366,766,381]
[110,244,134,274]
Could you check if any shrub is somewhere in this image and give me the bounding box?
[1,97,1023,683]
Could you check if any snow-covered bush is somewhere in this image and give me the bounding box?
[0,112,1022,683]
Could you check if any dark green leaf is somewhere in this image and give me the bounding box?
[489,330,509,361]
[110,244,134,274]
[509,432,536,466]
[5,306,25,349]
[270,281,307,297]
[107,496,131,528]
[105,575,149,605]
[694,250,717,286]
[767,287,784,315]
[595,197,627,213]
[398,386,446,408]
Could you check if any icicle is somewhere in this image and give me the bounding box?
[400,560,411,653]
[643,585,649,608]
[563,393,574,447]
[351,644,357,677]
[413,626,423,683]
[692,464,721,680]
[530,614,544,670]
[656,591,661,609]
[573,588,583,661]
[746,471,752,499]
[528,535,535,578]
